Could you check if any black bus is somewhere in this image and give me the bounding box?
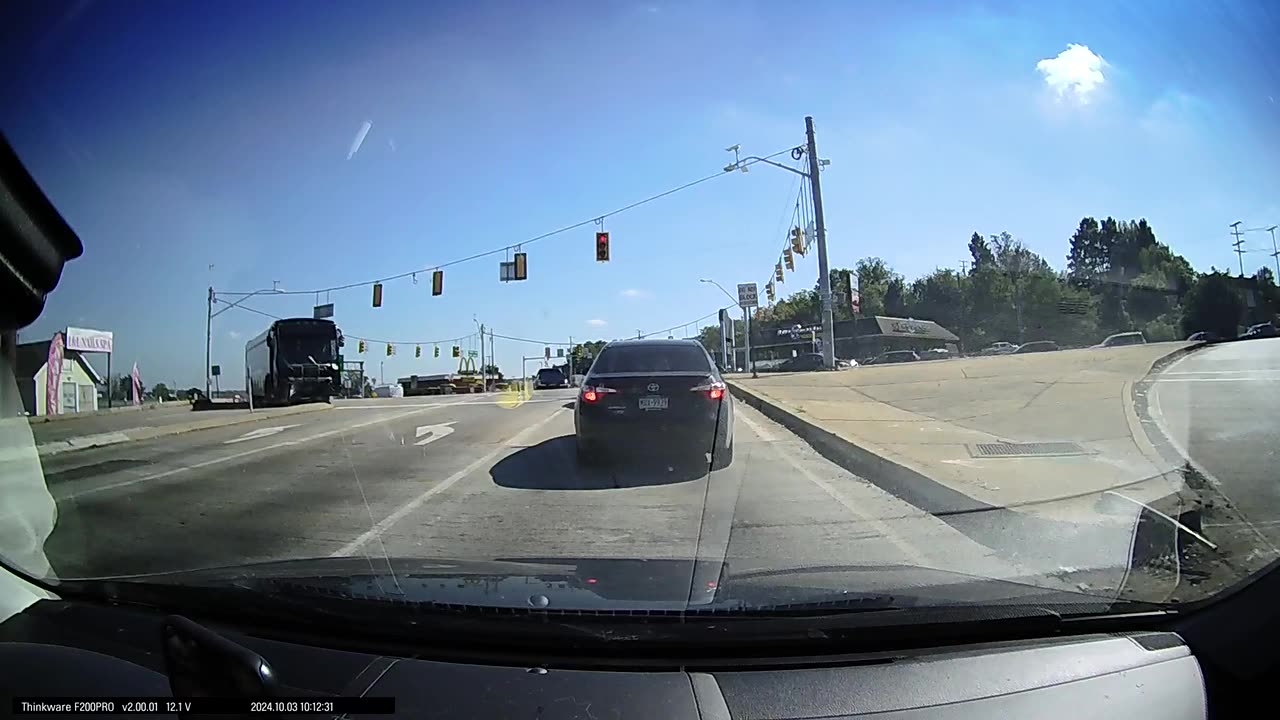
[245,318,343,406]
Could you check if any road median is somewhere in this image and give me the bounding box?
[35,402,333,457]
[727,342,1211,567]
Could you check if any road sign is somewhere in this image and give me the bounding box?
[211,365,221,377]
[737,283,758,308]
[313,303,334,319]
[468,350,478,358]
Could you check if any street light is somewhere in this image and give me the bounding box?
[207,286,284,397]
[700,279,756,377]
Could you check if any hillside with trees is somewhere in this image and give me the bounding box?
[700,216,1278,355]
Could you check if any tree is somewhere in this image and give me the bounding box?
[1181,272,1244,339]
[1067,217,1106,280]
[150,383,171,400]
[968,232,995,271]
[482,364,501,379]
[883,277,908,316]
[855,257,895,317]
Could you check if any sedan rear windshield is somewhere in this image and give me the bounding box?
[537,369,563,380]
[592,345,712,374]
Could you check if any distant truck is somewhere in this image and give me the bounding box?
[246,318,342,406]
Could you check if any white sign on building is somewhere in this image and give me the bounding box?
[65,327,114,353]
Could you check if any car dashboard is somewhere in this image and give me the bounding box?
[0,597,1209,719]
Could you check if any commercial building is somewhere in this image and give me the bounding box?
[750,315,959,364]
[14,339,104,416]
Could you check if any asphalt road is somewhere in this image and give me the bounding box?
[37,389,1019,587]
[1148,337,1280,545]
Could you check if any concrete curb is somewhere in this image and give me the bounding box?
[27,401,171,424]
[727,381,996,517]
[35,403,333,457]
[728,340,1207,520]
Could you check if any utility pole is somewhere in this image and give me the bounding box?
[490,328,496,385]
[1230,221,1245,277]
[805,116,835,369]
[205,286,213,397]
[959,259,969,275]
[478,323,486,391]
[1266,226,1279,279]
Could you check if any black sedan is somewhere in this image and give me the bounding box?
[574,339,734,470]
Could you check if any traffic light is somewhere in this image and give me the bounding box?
[372,282,383,307]
[358,340,366,354]
[415,345,421,358]
[452,345,460,358]
[432,270,443,296]
[791,227,805,256]
[433,345,439,358]
[766,282,775,302]
[513,252,528,280]
[775,263,784,283]
[595,231,610,262]
[784,247,794,271]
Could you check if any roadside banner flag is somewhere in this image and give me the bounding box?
[131,362,142,406]
[46,332,64,415]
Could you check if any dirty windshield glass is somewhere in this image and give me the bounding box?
[0,2,1277,632]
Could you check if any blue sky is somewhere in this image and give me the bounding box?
[2,0,1277,386]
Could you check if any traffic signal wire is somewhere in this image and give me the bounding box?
[220,146,801,297]
[213,296,477,347]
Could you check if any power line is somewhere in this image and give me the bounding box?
[213,297,476,347]
[226,146,800,297]
[638,305,732,340]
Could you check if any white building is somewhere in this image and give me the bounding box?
[15,340,104,416]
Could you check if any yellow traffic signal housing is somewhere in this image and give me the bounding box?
[432,270,443,296]
[386,343,393,356]
[514,252,528,280]
[766,282,775,302]
[433,345,440,358]
[358,340,366,354]
[415,345,421,358]
[775,263,784,283]
[791,227,806,255]
[372,282,383,307]
[784,248,794,271]
[595,232,610,262]
[452,345,460,358]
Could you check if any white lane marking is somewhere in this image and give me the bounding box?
[414,422,456,446]
[734,411,931,566]
[336,397,568,409]
[1163,369,1280,376]
[1151,377,1279,383]
[223,424,301,444]
[333,407,568,557]
[57,409,434,502]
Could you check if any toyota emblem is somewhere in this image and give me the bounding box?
[647,383,660,392]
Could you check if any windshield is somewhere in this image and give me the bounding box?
[279,333,336,365]
[1,2,1278,641]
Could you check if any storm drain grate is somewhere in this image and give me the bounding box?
[969,441,1091,458]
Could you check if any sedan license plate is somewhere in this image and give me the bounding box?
[639,396,668,411]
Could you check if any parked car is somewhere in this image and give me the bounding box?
[534,367,569,389]
[979,342,1018,356]
[918,348,951,361]
[775,353,825,372]
[1096,331,1146,348]
[574,339,733,469]
[1241,322,1278,339]
[1013,340,1060,354]
[867,350,920,365]
[1186,331,1222,342]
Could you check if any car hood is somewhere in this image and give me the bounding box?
[68,556,1138,614]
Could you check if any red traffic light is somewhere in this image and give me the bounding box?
[595,232,610,262]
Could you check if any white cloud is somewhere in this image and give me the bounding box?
[347,120,372,159]
[1036,44,1107,104]
[619,288,651,299]
[586,318,608,327]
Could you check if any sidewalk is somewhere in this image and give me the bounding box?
[32,403,333,456]
[727,342,1201,528]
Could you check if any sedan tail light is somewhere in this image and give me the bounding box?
[690,379,726,400]
[580,385,617,403]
